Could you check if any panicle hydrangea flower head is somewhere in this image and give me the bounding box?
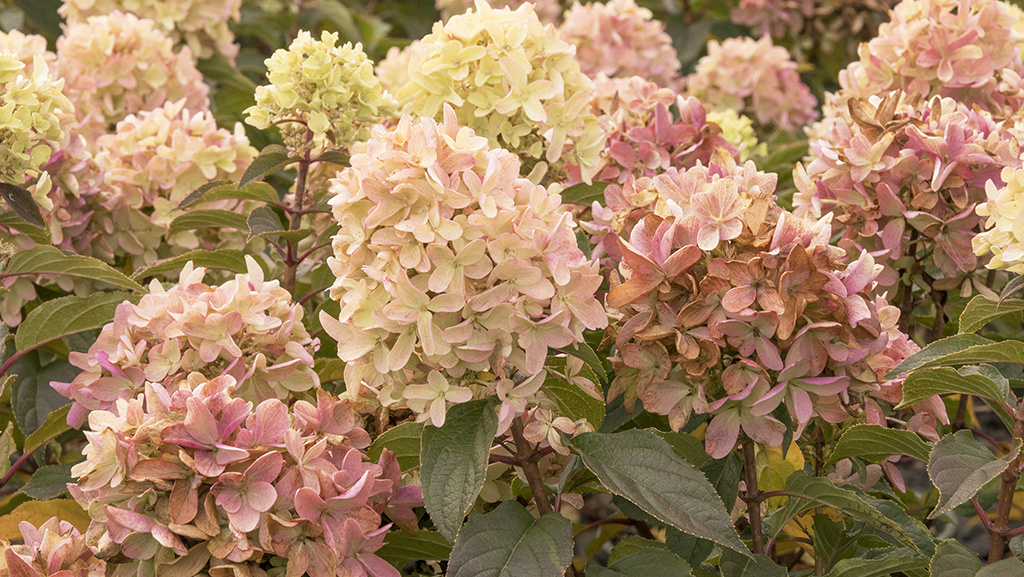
[558,0,681,88]
[375,40,422,97]
[68,374,417,577]
[834,0,1024,116]
[322,107,607,431]
[0,29,55,73]
[396,1,605,182]
[245,30,399,152]
[53,256,320,428]
[437,0,563,23]
[793,91,1022,290]
[87,99,257,265]
[54,11,209,139]
[684,35,818,133]
[600,154,940,460]
[59,0,241,60]
[0,51,72,185]
[565,75,737,185]
[974,166,1024,272]
[0,517,104,577]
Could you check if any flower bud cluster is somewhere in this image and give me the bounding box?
[245,31,398,152]
[54,11,209,138]
[323,108,607,429]
[974,166,1024,272]
[59,0,241,60]
[395,1,604,181]
[567,75,736,185]
[69,373,417,577]
[558,0,681,88]
[793,91,1021,289]
[684,35,818,133]
[601,155,936,464]
[0,52,72,184]
[0,518,103,577]
[54,257,320,429]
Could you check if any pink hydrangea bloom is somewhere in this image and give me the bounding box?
[54,11,209,138]
[322,106,607,430]
[601,154,941,458]
[69,374,414,577]
[558,0,681,88]
[53,257,320,428]
[0,518,104,577]
[684,35,818,133]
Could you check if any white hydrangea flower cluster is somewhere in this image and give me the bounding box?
[975,167,1024,272]
[0,51,72,184]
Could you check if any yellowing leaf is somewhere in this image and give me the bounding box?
[0,499,90,540]
[759,442,804,510]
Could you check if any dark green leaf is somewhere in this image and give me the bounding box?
[6,246,145,293]
[959,296,1024,334]
[22,405,71,456]
[558,342,608,383]
[719,550,786,577]
[929,540,981,577]
[560,181,612,206]
[0,183,44,228]
[15,291,140,352]
[246,206,284,242]
[19,462,74,500]
[315,150,350,166]
[177,182,282,210]
[825,551,929,577]
[826,424,931,465]
[168,210,249,236]
[1000,274,1024,303]
[588,548,692,577]
[884,335,1024,379]
[0,423,15,471]
[542,361,604,429]
[367,422,422,472]
[173,180,235,210]
[240,145,292,186]
[131,250,260,281]
[665,528,714,568]
[447,501,572,577]
[859,495,936,557]
[0,211,50,244]
[654,431,710,468]
[979,559,1024,576]
[927,431,1020,519]
[375,530,452,566]
[699,450,741,509]
[898,366,1012,411]
[11,354,73,435]
[420,399,498,541]
[812,515,858,573]
[570,430,749,556]
[606,537,668,565]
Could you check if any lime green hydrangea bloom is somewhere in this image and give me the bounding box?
[0,51,72,185]
[245,30,398,152]
[706,109,767,162]
[396,1,604,181]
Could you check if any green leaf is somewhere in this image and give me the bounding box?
[172,180,235,210]
[177,182,282,210]
[812,515,858,573]
[0,423,15,472]
[929,540,981,577]
[5,246,145,293]
[570,430,749,556]
[665,528,713,568]
[132,249,259,281]
[884,335,1024,379]
[1000,274,1024,302]
[898,366,1012,411]
[11,354,73,435]
[767,472,915,549]
[168,210,249,236]
[15,291,141,352]
[0,211,50,244]
[606,536,668,564]
[0,183,45,227]
[654,431,710,468]
[958,296,1024,334]
[826,424,932,465]
[19,462,74,500]
[927,430,1020,519]
[859,495,936,557]
[558,342,608,383]
[447,501,573,577]
[699,450,741,509]
[559,181,611,206]
[542,361,604,430]
[314,150,350,166]
[979,559,1024,576]
[246,206,285,242]
[825,551,929,577]
[240,145,292,186]
[367,422,423,472]
[719,551,787,577]
[419,399,498,542]
[22,405,71,456]
[588,549,692,577]
[375,530,452,567]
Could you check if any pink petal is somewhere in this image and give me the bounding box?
[704,410,741,459]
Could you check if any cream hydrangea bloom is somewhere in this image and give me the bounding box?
[0,51,72,185]
[437,0,563,23]
[975,167,1024,272]
[0,29,55,74]
[707,109,767,161]
[55,11,209,139]
[59,0,241,60]
[396,0,604,182]
[246,30,398,152]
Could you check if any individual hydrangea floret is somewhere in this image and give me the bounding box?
[684,35,818,133]
[375,40,422,97]
[59,0,241,60]
[53,256,320,428]
[69,373,416,577]
[793,91,1021,290]
[599,154,942,474]
[558,0,681,88]
[396,1,605,182]
[974,166,1024,272]
[0,517,104,577]
[322,107,607,431]
[55,11,209,138]
[707,109,767,162]
[566,75,736,185]
[0,29,55,74]
[436,0,563,24]
[0,52,72,185]
[88,99,257,265]
[245,30,399,152]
